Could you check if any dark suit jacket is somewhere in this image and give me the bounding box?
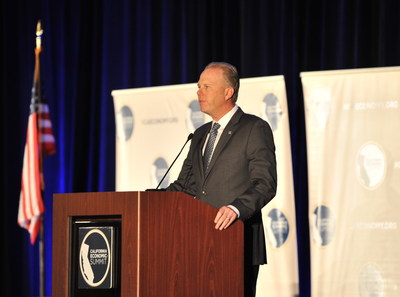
[166,107,277,265]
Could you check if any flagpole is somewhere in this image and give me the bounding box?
[36,20,45,297]
[39,217,44,297]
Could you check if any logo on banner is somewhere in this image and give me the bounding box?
[312,205,335,246]
[356,142,386,190]
[359,264,384,297]
[261,93,282,131]
[265,208,289,248]
[186,99,205,132]
[306,87,331,131]
[152,157,169,188]
[79,227,113,288]
[116,105,134,141]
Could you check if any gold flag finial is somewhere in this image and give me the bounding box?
[36,20,43,50]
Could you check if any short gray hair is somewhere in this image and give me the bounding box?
[205,62,240,103]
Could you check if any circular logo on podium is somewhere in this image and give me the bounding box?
[79,228,111,287]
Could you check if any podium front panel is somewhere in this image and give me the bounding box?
[53,191,243,297]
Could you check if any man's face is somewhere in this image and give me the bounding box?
[197,67,231,120]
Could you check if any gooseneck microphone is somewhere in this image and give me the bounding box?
[155,133,194,190]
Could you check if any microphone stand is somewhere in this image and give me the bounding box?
[155,133,193,190]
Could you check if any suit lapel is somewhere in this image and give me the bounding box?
[204,108,244,179]
[197,122,212,178]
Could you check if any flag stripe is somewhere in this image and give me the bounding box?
[39,119,52,128]
[41,134,56,143]
[39,103,56,157]
[18,114,45,244]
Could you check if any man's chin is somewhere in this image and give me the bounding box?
[198,104,207,113]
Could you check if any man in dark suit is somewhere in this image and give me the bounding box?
[166,62,277,297]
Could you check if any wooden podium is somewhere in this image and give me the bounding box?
[53,191,244,297]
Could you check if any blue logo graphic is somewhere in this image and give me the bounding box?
[266,208,289,248]
[187,100,205,132]
[118,106,134,141]
[262,93,282,131]
[312,205,335,246]
[359,264,384,297]
[152,157,169,188]
[356,143,386,190]
[306,87,332,131]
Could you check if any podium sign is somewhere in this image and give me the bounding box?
[69,217,121,296]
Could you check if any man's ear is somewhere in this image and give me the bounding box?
[224,87,234,101]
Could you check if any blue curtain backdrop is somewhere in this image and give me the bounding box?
[1,0,400,296]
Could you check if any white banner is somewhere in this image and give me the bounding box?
[301,67,400,297]
[112,76,299,297]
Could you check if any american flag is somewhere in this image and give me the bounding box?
[18,41,56,245]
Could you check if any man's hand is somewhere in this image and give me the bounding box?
[214,206,237,230]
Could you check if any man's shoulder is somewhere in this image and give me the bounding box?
[239,110,269,126]
[236,111,274,137]
[242,112,262,121]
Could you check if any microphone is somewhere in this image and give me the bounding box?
[155,133,193,190]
